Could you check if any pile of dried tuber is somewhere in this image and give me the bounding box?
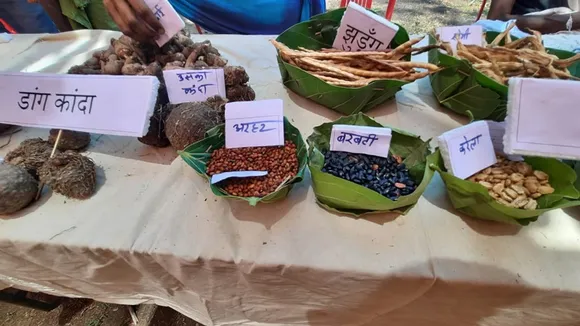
[271,37,441,87]
[438,23,580,85]
[68,30,256,148]
[468,155,554,210]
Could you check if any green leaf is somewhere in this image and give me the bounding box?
[275,8,411,115]
[431,149,580,225]
[306,113,435,216]
[428,33,580,122]
[178,117,308,206]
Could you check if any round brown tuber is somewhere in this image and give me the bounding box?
[49,129,91,151]
[205,53,227,67]
[101,59,124,75]
[165,102,224,150]
[224,66,249,86]
[0,164,39,215]
[5,138,56,179]
[122,63,146,75]
[39,151,97,200]
[192,61,209,69]
[226,84,256,102]
[68,65,102,75]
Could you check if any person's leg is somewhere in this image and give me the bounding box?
[0,0,58,33]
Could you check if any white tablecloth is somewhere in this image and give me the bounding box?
[1,31,580,326]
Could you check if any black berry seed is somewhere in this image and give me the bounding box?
[321,151,418,201]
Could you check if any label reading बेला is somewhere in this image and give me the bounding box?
[437,25,483,52]
[333,1,399,52]
[438,120,497,180]
[225,99,285,149]
[163,69,226,104]
[330,125,392,158]
[143,0,185,46]
[0,72,159,137]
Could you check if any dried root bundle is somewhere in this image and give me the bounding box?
[271,37,441,87]
[437,22,580,85]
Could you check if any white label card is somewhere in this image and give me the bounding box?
[504,78,580,160]
[163,69,226,104]
[211,171,268,184]
[437,25,483,52]
[333,2,399,52]
[225,99,284,149]
[438,121,497,179]
[0,72,159,137]
[143,0,185,46]
[330,125,392,158]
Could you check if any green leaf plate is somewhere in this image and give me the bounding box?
[178,117,308,206]
[275,8,411,115]
[430,149,580,225]
[307,112,435,216]
[428,32,580,122]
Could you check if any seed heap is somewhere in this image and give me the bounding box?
[468,156,554,210]
[206,141,298,197]
[321,151,417,201]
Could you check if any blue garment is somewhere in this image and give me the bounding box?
[0,0,58,33]
[169,0,325,34]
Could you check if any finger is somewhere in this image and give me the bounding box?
[115,0,157,42]
[105,0,134,38]
[128,0,165,35]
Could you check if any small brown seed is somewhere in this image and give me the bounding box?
[540,179,549,185]
[524,181,538,193]
[505,179,512,186]
[495,174,508,180]
[531,192,542,199]
[491,168,503,175]
[395,183,406,189]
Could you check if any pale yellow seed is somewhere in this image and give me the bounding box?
[501,192,514,202]
[524,181,538,193]
[516,162,533,176]
[479,181,493,189]
[524,199,538,210]
[534,170,549,181]
[513,196,529,208]
[497,198,511,207]
[540,180,549,185]
[538,185,555,195]
[504,188,518,199]
[531,192,542,199]
[492,183,505,194]
[510,173,524,182]
[495,174,508,180]
[491,168,504,175]
[505,179,512,186]
[510,184,526,195]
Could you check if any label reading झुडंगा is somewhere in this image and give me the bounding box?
[330,125,392,158]
[225,99,285,149]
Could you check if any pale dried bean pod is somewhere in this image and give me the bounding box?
[513,196,529,208]
[524,199,538,210]
[501,192,514,202]
[510,184,526,195]
[504,188,518,199]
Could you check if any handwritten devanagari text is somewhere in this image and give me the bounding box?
[453,28,471,41]
[176,71,216,96]
[17,87,96,115]
[233,120,280,134]
[342,24,385,51]
[336,131,379,147]
[459,134,482,154]
[153,4,165,20]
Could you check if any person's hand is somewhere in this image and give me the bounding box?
[104,0,165,42]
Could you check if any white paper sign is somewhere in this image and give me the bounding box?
[504,78,580,160]
[333,2,399,52]
[163,69,226,104]
[143,0,185,46]
[438,121,497,179]
[0,72,159,137]
[330,125,392,158]
[437,25,483,52]
[225,99,284,149]
[211,171,268,184]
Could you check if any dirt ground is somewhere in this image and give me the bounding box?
[0,1,485,325]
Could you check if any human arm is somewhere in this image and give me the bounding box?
[513,12,580,34]
[103,0,164,42]
[487,0,516,20]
